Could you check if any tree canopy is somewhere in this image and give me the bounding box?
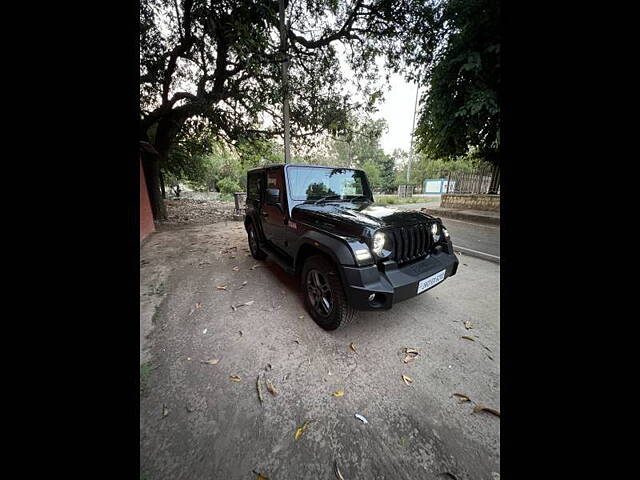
[412,0,500,164]
[139,0,500,210]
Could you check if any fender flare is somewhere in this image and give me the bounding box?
[294,230,357,271]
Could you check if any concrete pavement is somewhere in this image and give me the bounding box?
[140,222,500,480]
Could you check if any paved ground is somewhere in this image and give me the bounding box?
[140,222,500,480]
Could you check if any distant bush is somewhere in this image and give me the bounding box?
[217,177,242,194]
[374,195,435,205]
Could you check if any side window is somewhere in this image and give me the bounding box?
[247,173,261,200]
[267,170,283,201]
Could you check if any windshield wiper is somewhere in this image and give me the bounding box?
[313,194,342,205]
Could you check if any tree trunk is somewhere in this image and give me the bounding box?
[141,152,166,221]
[148,115,186,220]
[159,170,166,199]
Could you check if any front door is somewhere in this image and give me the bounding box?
[262,167,287,252]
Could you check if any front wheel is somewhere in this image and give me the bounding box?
[301,255,355,330]
[247,222,267,260]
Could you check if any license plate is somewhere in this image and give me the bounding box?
[417,269,446,294]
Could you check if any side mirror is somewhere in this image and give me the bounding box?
[266,188,280,206]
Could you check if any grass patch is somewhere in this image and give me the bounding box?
[373,195,439,205]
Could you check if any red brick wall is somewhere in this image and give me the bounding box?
[140,158,155,241]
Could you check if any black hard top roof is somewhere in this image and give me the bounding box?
[247,163,364,173]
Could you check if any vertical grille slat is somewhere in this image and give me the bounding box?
[389,223,432,265]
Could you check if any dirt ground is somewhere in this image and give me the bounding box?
[140,221,500,480]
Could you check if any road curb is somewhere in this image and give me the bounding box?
[454,246,500,264]
[421,208,500,226]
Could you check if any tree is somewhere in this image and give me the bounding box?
[359,159,382,191]
[411,0,500,167]
[140,0,422,218]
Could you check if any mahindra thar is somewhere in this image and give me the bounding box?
[244,164,459,330]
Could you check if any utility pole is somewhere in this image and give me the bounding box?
[406,78,420,183]
[279,0,291,164]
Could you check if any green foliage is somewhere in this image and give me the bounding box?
[359,159,382,191]
[217,177,242,195]
[412,0,500,164]
[394,150,484,188]
[374,195,438,205]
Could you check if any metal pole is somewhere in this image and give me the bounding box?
[406,78,420,183]
[279,0,291,164]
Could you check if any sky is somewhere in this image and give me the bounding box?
[376,74,421,156]
[333,42,421,157]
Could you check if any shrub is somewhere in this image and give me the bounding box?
[217,176,242,194]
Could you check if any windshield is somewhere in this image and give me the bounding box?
[287,166,371,201]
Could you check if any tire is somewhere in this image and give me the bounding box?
[247,222,267,260]
[301,255,356,330]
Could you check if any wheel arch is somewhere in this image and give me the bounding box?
[294,232,356,278]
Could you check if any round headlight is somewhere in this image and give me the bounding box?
[372,231,387,256]
[431,223,441,242]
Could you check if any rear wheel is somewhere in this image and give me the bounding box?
[247,222,267,260]
[301,255,355,330]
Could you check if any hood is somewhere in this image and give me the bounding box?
[291,201,437,238]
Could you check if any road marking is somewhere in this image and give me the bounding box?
[455,246,500,263]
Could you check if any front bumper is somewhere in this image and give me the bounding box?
[341,248,459,310]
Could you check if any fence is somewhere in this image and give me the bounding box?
[397,184,416,198]
[444,165,500,195]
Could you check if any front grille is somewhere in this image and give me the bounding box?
[389,223,432,264]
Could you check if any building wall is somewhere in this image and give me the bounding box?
[140,158,155,241]
[441,194,500,211]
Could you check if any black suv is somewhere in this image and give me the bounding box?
[244,164,459,330]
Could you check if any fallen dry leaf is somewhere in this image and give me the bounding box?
[335,460,345,480]
[402,374,414,385]
[298,315,304,319]
[403,348,420,363]
[294,420,314,440]
[266,379,278,396]
[201,359,220,365]
[216,285,227,290]
[349,342,357,353]
[239,281,248,289]
[354,413,368,424]
[473,405,500,417]
[464,321,473,330]
[461,335,475,341]
[232,266,240,272]
[252,470,269,480]
[257,373,264,404]
[231,300,254,311]
[332,390,345,397]
[229,375,241,382]
[452,393,471,402]
[162,404,169,417]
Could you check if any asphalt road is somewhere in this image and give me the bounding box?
[395,204,500,261]
[140,222,500,480]
[443,218,500,260]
